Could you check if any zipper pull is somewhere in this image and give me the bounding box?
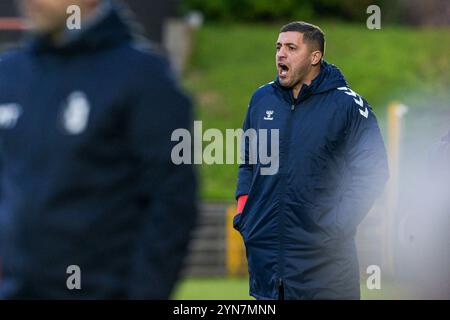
[291,104,295,111]
[278,278,284,300]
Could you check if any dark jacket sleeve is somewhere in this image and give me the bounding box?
[126,58,197,299]
[335,99,389,238]
[235,102,254,199]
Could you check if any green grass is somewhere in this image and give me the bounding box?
[174,278,252,300]
[173,277,415,300]
[183,22,450,200]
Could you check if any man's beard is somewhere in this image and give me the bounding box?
[281,65,311,90]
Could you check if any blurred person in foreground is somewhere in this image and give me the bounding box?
[0,0,197,299]
[234,22,389,300]
[400,129,450,299]
[425,129,450,299]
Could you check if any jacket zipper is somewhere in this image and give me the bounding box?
[277,98,296,300]
[277,278,285,300]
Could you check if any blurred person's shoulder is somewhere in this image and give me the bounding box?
[427,130,450,189]
[121,38,176,85]
[0,44,29,70]
[428,130,450,168]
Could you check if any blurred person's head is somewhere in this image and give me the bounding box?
[17,0,103,41]
[276,21,325,96]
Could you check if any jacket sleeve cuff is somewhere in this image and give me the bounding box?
[236,194,248,214]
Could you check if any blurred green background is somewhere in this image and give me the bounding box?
[174,277,422,299]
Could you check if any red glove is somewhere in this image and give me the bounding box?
[236,194,248,214]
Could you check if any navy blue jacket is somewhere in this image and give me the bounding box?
[235,61,389,299]
[0,4,196,299]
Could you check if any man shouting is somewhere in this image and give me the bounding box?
[234,21,389,300]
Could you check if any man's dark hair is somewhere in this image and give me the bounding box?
[280,21,325,55]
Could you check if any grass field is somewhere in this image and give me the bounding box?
[173,277,416,300]
[183,22,450,200]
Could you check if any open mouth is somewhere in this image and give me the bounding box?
[278,63,289,77]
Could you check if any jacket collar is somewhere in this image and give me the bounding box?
[272,60,348,105]
[27,0,136,56]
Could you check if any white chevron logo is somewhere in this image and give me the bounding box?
[337,87,368,119]
[359,107,369,118]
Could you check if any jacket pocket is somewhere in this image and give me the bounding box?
[234,172,261,231]
[233,213,243,231]
[233,192,254,232]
